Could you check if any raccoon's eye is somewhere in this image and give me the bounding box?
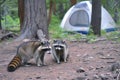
[41,42,44,45]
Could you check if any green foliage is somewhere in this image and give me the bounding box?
[49,15,66,39]
[3,0,18,18]
[106,31,120,41]
[101,30,107,35]
[1,0,20,33]
[2,15,20,32]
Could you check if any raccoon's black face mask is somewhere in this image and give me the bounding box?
[53,40,66,50]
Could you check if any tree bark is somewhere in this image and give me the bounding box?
[48,0,53,25]
[18,0,48,40]
[91,0,101,36]
[48,0,56,25]
[113,0,120,23]
[0,7,2,30]
[0,0,6,30]
[70,0,77,6]
[18,0,24,30]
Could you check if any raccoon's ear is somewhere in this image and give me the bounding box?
[63,40,66,43]
[48,40,51,43]
[53,39,57,42]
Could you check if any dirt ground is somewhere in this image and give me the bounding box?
[0,39,120,80]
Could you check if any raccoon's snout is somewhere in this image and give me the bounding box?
[55,47,62,50]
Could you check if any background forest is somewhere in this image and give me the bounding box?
[0,0,120,41]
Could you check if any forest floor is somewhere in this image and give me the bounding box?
[0,38,120,80]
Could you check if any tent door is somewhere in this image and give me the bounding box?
[69,10,89,27]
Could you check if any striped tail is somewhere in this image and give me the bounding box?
[7,55,22,72]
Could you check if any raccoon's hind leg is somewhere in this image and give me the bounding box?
[22,56,31,66]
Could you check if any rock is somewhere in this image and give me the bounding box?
[88,66,94,71]
[93,74,99,79]
[76,68,85,73]
[35,76,41,79]
[99,74,109,80]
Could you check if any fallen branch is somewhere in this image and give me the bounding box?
[0,32,15,40]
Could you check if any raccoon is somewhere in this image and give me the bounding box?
[7,40,51,72]
[35,40,51,66]
[52,40,69,64]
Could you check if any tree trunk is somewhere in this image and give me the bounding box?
[0,0,6,30]
[48,0,54,25]
[91,0,101,36]
[58,2,64,19]
[114,8,119,23]
[70,0,77,6]
[113,0,119,23]
[0,7,2,30]
[18,0,24,30]
[18,0,48,40]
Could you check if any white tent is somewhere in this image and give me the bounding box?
[60,1,116,34]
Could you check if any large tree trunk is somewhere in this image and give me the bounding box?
[18,0,48,40]
[91,0,101,36]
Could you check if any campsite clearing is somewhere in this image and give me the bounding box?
[0,39,120,80]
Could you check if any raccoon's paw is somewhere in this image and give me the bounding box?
[57,61,60,64]
[64,61,67,63]
[37,63,46,67]
[37,64,42,67]
[25,63,32,67]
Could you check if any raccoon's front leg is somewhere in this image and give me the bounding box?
[54,52,60,64]
[57,53,60,64]
[36,56,41,67]
[36,57,44,66]
[39,52,45,66]
[52,48,60,64]
[64,49,68,63]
